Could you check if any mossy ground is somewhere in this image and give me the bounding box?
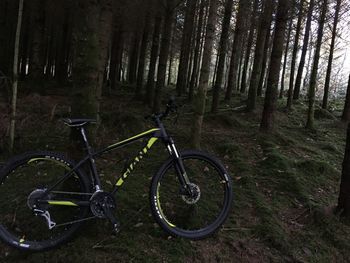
[0,86,349,262]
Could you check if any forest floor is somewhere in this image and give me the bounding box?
[0,85,350,262]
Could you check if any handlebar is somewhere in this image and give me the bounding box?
[145,97,178,123]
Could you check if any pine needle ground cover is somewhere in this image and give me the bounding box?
[0,91,349,262]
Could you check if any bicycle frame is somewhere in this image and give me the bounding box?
[35,121,189,207]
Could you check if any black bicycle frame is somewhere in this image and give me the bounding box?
[38,121,189,207]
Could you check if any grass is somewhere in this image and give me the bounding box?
[0,89,349,262]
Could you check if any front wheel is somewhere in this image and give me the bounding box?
[150,150,233,239]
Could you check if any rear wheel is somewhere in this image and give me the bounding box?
[150,150,233,239]
[0,152,91,251]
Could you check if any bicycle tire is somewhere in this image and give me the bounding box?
[0,151,91,251]
[150,150,233,239]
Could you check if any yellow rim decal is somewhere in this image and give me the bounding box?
[156,183,175,228]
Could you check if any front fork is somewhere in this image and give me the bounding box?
[166,140,192,194]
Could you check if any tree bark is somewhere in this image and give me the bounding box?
[135,7,151,98]
[153,7,174,112]
[128,32,140,85]
[240,0,259,94]
[191,0,218,149]
[322,0,341,109]
[225,0,252,101]
[294,0,314,100]
[286,0,305,110]
[260,0,290,132]
[342,74,350,122]
[145,14,162,107]
[257,18,273,97]
[71,0,101,121]
[337,122,350,217]
[211,0,234,113]
[9,0,24,153]
[279,18,292,98]
[29,0,45,88]
[306,0,327,130]
[246,0,274,111]
[176,0,197,96]
[189,0,206,101]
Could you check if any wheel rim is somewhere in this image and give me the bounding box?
[155,156,230,234]
[0,157,88,248]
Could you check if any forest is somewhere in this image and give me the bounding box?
[1,0,350,261]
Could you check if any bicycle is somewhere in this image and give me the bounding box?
[0,98,233,251]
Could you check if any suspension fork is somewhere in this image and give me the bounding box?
[166,138,191,190]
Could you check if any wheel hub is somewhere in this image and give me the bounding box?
[182,183,201,204]
[27,189,50,211]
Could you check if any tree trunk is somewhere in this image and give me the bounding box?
[337,122,350,217]
[145,14,162,107]
[306,0,327,130]
[110,23,123,91]
[176,0,197,96]
[153,7,174,112]
[128,33,140,85]
[240,0,259,94]
[260,0,290,132]
[168,17,176,86]
[293,0,314,100]
[342,74,350,122]
[246,0,274,111]
[257,18,273,97]
[96,0,113,121]
[322,0,341,109]
[191,0,218,149]
[189,0,206,101]
[29,0,45,88]
[286,0,305,110]
[279,18,292,99]
[135,8,151,98]
[71,0,100,121]
[211,0,234,113]
[9,0,24,153]
[225,0,252,101]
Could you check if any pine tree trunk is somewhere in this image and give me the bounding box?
[176,0,197,96]
[257,20,273,97]
[145,14,162,107]
[337,122,350,217]
[96,0,113,120]
[225,0,252,101]
[168,18,176,86]
[153,7,174,112]
[240,0,259,94]
[211,0,234,113]
[322,0,341,109]
[29,0,45,88]
[246,0,274,111]
[135,8,151,98]
[189,0,205,101]
[293,0,314,100]
[9,0,23,153]
[306,0,327,130]
[71,0,100,120]
[260,0,290,132]
[342,74,350,122]
[191,0,218,149]
[279,19,292,98]
[286,0,305,109]
[128,33,140,85]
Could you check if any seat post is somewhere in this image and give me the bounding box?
[79,127,92,154]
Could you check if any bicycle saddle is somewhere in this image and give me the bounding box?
[62,118,96,127]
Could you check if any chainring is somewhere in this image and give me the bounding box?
[90,191,116,218]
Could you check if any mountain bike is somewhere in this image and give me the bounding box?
[0,98,233,251]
